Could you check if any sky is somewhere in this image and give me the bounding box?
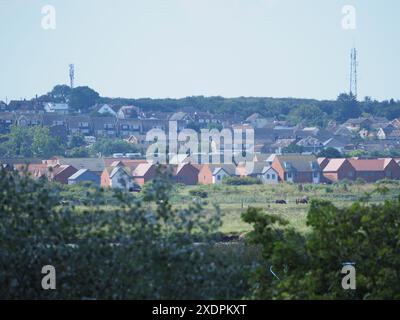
[0,0,399,102]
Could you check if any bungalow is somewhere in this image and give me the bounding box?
[272,154,322,184]
[68,169,100,186]
[322,159,356,182]
[349,158,400,182]
[44,102,69,114]
[101,166,135,191]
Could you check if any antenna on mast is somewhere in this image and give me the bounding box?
[69,64,75,89]
[349,48,358,98]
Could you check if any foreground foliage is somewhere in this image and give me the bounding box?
[242,194,400,299]
[0,169,253,299]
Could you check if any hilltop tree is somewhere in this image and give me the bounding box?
[69,86,100,113]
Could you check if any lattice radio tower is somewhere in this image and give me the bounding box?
[69,64,75,89]
[349,48,358,98]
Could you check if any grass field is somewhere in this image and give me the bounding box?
[169,181,400,235]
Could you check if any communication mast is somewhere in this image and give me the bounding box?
[69,64,75,89]
[349,48,358,98]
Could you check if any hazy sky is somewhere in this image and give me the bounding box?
[0,0,399,101]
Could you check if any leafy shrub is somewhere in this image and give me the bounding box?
[242,195,400,299]
[223,176,262,186]
[189,190,208,199]
[0,168,252,299]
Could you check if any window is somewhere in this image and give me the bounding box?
[313,172,319,178]
[266,174,270,179]
[272,174,276,179]
[217,175,221,181]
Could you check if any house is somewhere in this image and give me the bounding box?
[67,116,92,136]
[197,164,213,185]
[322,159,356,182]
[272,154,322,183]
[92,117,117,137]
[344,118,372,132]
[211,167,230,184]
[117,119,141,137]
[68,169,101,186]
[16,114,43,127]
[259,166,279,184]
[117,106,140,119]
[46,157,105,175]
[296,136,324,153]
[208,164,236,184]
[44,103,69,114]
[245,113,274,129]
[101,166,135,191]
[0,101,8,112]
[8,100,43,113]
[377,126,400,140]
[95,104,119,117]
[322,138,347,153]
[50,165,78,184]
[174,163,201,185]
[14,163,49,180]
[132,163,157,186]
[0,113,15,134]
[349,158,400,182]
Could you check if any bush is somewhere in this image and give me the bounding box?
[242,194,400,299]
[223,176,262,186]
[0,168,251,299]
[189,190,208,199]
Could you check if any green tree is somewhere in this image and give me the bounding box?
[69,86,100,112]
[91,139,140,156]
[318,147,343,158]
[0,168,253,299]
[242,193,400,299]
[282,143,304,154]
[288,104,328,127]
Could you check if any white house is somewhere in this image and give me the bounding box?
[102,166,135,191]
[212,167,231,184]
[259,166,279,184]
[44,103,69,114]
[97,104,118,117]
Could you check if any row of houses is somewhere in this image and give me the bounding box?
[5,154,400,191]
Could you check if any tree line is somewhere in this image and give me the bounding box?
[37,85,400,126]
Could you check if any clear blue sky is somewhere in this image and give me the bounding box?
[0,0,399,102]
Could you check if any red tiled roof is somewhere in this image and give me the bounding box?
[323,159,347,172]
[348,159,390,171]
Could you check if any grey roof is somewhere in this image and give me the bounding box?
[68,169,89,180]
[57,158,105,172]
[275,154,321,172]
[169,112,187,121]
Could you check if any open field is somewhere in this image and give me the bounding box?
[169,181,400,235]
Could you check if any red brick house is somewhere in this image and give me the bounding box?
[132,163,157,186]
[197,164,213,185]
[51,165,78,184]
[271,154,322,183]
[322,159,356,182]
[349,158,400,182]
[174,163,201,185]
